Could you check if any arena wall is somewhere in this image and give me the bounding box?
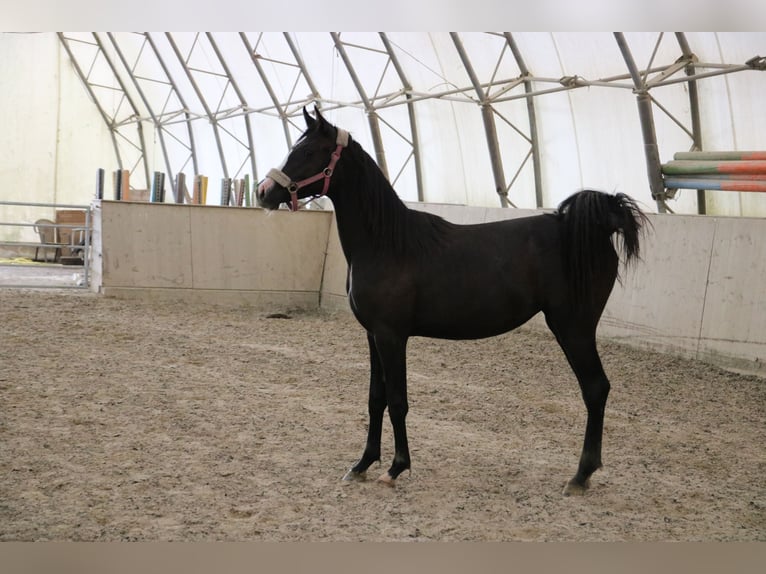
[93,201,332,308]
[92,200,765,376]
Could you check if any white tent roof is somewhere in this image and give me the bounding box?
[2,31,766,216]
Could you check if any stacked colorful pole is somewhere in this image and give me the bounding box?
[151,172,166,203]
[244,174,251,207]
[175,173,187,204]
[220,178,233,206]
[95,168,105,200]
[193,175,208,204]
[113,169,130,200]
[662,151,766,193]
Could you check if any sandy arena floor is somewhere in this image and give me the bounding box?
[0,289,764,541]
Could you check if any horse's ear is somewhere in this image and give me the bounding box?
[314,105,330,129]
[303,106,316,129]
[312,105,336,137]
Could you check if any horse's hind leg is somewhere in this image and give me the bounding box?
[546,316,611,496]
[344,332,386,481]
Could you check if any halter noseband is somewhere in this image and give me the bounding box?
[266,128,349,211]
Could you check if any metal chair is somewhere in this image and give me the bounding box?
[33,219,61,263]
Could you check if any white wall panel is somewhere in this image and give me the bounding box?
[0,33,113,245]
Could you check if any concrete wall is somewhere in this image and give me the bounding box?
[92,200,765,377]
[94,201,332,308]
[602,214,766,375]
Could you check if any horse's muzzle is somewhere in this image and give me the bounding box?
[256,177,276,208]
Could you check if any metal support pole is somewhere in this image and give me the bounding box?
[505,33,543,208]
[330,33,389,179]
[615,33,667,213]
[92,33,151,192]
[107,33,174,184]
[366,110,388,177]
[207,33,258,180]
[82,207,91,287]
[144,33,199,176]
[284,33,321,100]
[635,93,667,211]
[166,33,230,179]
[284,33,322,143]
[676,33,706,214]
[380,33,425,202]
[241,33,293,149]
[57,34,123,171]
[481,104,510,207]
[451,33,509,207]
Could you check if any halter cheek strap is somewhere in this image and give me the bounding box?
[267,128,349,211]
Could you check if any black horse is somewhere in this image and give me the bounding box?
[258,106,648,495]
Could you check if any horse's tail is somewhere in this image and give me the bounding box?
[556,189,649,306]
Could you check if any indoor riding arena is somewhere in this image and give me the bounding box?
[1,31,764,544]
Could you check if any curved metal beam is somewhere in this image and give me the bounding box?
[614,32,667,213]
[206,33,257,180]
[676,32,706,214]
[451,32,509,207]
[330,33,389,179]
[107,33,173,185]
[379,33,424,202]
[239,32,311,150]
[165,33,229,179]
[91,33,151,192]
[57,33,123,173]
[504,32,544,208]
[143,32,199,178]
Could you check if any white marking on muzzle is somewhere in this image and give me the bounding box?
[257,177,275,196]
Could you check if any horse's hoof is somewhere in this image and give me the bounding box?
[562,478,590,496]
[376,472,396,487]
[342,469,367,482]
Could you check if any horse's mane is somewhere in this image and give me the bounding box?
[342,137,455,257]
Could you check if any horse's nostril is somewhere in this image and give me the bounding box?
[257,178,274,200]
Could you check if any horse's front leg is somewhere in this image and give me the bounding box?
[373,332,410,486]
[343,332,386,482]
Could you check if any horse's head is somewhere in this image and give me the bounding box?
[257,105,349,211]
